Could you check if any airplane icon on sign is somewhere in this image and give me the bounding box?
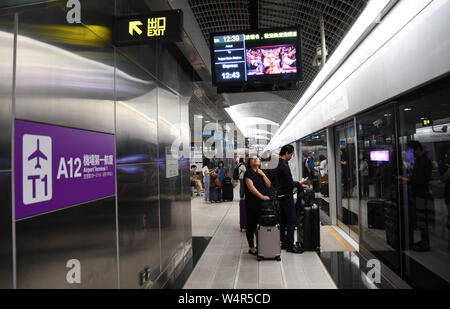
[27,139,48,169]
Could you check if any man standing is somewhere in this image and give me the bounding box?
[237,158,247,199]
[307,152,315,179]
[277,145,308,254]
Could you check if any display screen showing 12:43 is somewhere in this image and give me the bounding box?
[222,71,241,80]
[217,63,246,83]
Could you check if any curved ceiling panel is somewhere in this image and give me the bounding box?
[188,0,368,143]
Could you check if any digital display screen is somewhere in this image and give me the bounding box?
[370,150,390,162]
[211,28,301,85]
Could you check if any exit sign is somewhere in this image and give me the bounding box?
[114,10,183,46]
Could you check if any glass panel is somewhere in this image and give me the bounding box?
[397,75,450,288]
[301,131,330,222]
[357,105,400,274]
[335,121,359,241]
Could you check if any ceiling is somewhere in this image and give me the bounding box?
[186,0,369,141]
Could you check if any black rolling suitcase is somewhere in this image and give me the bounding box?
[320,182,329,197]
[222,177,234,201]
[210,186,220,203]
[367,200,385,229]
[296,188,320,252]
[384,200,400,249]
[301,204,321,252]
[312,179,320,193]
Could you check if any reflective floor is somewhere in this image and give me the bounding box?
[319,252,395,289]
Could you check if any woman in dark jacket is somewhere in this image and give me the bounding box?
[244,156,271,255]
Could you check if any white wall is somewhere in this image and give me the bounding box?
[269,0,450,150]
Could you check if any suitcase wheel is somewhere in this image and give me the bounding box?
[276,256,281,262]
[257,256,263,262]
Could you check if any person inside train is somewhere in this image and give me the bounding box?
[306,152,316,180]
[359,153,369,198]
[398,141,433,252]
[244,156,271,256]
[190,165,203,197]
[317,154,328,183]
[340,149,352,198]
[439,149,450,250]
[277,145,309,254]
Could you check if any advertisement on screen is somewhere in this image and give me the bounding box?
[211,27,302,86]
[370,150,390,162]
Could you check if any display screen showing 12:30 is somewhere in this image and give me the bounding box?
[212,30,299,84]
[213,34,247,83]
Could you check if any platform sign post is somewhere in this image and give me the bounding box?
[113,10,183,46]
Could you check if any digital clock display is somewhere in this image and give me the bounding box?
[211,27,301,86]
[222,72,241,80]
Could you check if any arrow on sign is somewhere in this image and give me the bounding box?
[129,20,143,36]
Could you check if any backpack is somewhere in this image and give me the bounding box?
[233,163,242,181]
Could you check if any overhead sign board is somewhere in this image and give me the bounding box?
[14,120,116,220]
[114,10,183,46]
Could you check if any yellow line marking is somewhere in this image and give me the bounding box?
[324,226,355,252]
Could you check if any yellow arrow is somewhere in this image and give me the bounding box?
[129,20,143,36]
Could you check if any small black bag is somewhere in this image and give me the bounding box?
[300,187,315,207]
[259,200,279,226]
[233,164,242,181]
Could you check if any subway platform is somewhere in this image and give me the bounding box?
[184,187,391,289]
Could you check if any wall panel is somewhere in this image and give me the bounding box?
[15,4,115,134]
[0,13,13,170]
[116,164,160,288]
[14,4,118,289]
[16,197,117,288]
[0,172,13,288]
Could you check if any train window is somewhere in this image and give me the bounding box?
[356,105,400,275]
[397,75,450,288]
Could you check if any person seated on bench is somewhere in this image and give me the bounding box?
[190,165,203,197]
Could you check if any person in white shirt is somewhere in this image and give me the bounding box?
[318,155,328,177]
[359,153,369,198]
[202,158,212,203]
[237,158,247,199]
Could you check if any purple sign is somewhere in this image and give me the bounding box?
[370,150,390,162]
[14,120,116,220]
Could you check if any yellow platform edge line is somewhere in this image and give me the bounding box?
[324,225,355,252]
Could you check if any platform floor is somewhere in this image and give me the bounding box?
[185,188,354,289]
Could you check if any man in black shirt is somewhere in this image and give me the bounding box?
[277,145,308,254]
[400,141,433,251]
[439,149,450,250]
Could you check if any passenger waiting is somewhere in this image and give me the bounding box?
[359,153,369,198]
[215,161,227,202]
[399,141,433,252]
[190,165,203,197]
[317,154,328,183]
[237,158,247,199]
[244,156,271,256]
[277,145,308,254]
[202,158,212,204]
[306,152,315,180]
